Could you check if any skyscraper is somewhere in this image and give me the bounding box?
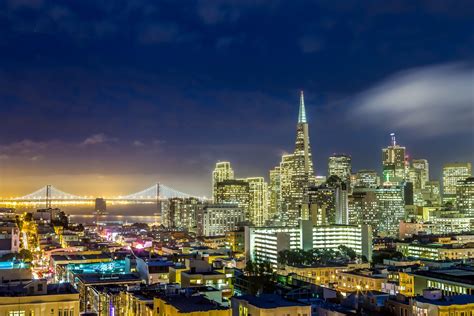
[246,177,268,226]
[456,177,474,217]
[375,184,405,237]
[268,166,281,220]
[215,179,250,220]
[335,182,349,225]
[408,159,429,206]
[410,159,430,189]
[328,154,352,184]
[349,188,378,227]
[442,162,472,204]
[354,169,380,188]
[278,91,315,226]
[382,133,407,183]
[303,185,334,225]
[422,180,441,207]
[212,161,234,201]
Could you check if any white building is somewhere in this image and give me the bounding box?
[197,204,244,237]
[245,221,372,266]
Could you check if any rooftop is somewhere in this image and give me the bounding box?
[157,293,228,312]
[233,294,310,309]
[415,294,474,306]
[412,268,474,285]
[52,253,111,262]
[0,282,78,297]
[75,273,142,284]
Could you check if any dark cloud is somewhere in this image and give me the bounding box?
[1,0,473,195]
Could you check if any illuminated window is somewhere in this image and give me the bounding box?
[9,312,25,316]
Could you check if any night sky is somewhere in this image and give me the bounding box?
[0,0,473,197]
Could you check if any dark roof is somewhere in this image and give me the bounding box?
[232,294,311,308]
[412,269,474,286]
[75,273,142,284]
[415,295,474,306]
[158,293,228,312]
[51,253,111,262]
[0,282,78,297]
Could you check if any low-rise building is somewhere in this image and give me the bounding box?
[0,223,20,255]
[231,294,311,316]
[409,268,474,296]
[386,289,474,316]
[337,269,387,293]
[282,262,370,287]
[397,241,474,261]
[0,280,79,316]
[154,293,230,316]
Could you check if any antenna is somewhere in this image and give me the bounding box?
[390,133,396,146]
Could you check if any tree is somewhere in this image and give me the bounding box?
[338,245,357,261]
[24,213,33,222]
[243,260,276,295]
[372,250,403,265]
[19,249,33,262]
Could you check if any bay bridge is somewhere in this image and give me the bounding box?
[0,183,199,205]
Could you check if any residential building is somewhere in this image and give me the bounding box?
[163,197,202,230]
[154,293,230,316]
[231,294,311,316]
[0,223,20,256]
[0,280,79,316]
[337,269,387,292]
[397,241,474,261]
[409,269,474,296]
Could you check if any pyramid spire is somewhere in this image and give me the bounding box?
[298,90,307,123]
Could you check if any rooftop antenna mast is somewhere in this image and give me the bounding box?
[390,133,396,146]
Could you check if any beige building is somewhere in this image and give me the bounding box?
[282,263,370,287]
[0,280,79,316]
[337,269,387,293]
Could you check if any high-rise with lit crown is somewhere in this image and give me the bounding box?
[278,91,315,226]
[382,133,407,183]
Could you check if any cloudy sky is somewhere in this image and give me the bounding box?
[0,0,473,197]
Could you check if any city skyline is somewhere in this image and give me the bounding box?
[1,1,473,196]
